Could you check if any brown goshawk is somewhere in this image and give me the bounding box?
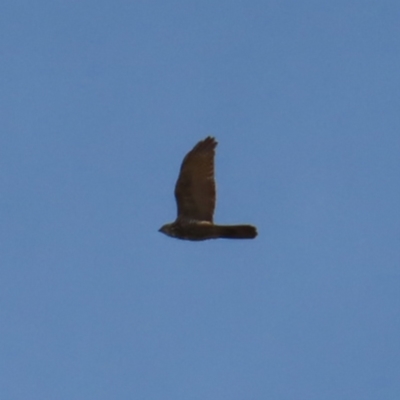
[159,137,257,240]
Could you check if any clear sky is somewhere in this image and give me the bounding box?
[1,1,399,399]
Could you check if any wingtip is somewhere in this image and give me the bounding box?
[198,136,218,150]
[204,136,217,143]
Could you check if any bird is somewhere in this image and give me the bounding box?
[159,136,257,241]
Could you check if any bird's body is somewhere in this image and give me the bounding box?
[159,137,257,241]
[159,220,257,241]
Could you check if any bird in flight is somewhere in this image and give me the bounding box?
[159,137,257,241]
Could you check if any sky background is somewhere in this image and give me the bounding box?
[1,1,399,399]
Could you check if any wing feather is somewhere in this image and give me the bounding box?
[174,137,217,222]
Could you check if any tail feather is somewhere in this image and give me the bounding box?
[215,224,257,239]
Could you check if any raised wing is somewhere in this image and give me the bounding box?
[174,137,217,222]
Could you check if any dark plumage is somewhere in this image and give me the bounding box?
[159,137,257,241]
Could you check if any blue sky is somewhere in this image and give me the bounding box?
[1,1,399,399]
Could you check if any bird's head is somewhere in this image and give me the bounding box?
[158,223,177,238]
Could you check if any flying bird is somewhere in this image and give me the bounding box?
[159,137,257,240]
